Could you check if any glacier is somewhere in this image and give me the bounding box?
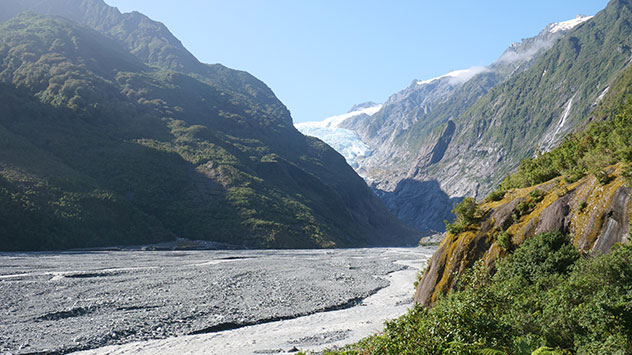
[295,104,381,169]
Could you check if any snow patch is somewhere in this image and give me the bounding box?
[298,104,382,130]
[547,15,593,33]
[416,66,490,86]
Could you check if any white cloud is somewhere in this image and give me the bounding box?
[416,66,490,86]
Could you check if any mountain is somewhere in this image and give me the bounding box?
[412,0,632,300]
[416,40,632,306]
[295,103,381,172]
[420,4,630,196]
[0,1,417,251]
[337,15,594,232]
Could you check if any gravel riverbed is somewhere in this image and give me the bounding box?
[0,247,434,354]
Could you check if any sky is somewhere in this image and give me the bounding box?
[105,0,609,123]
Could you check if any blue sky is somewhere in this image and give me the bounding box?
[106,0,609,123]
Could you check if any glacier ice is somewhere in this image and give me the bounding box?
[295,105,381,168]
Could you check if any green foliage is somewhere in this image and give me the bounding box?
[501,94,632,190]
[493,231,579,284]
[512,190,545,222]
[445,197,483,235]
[622,163,632,187]
[593,169,611,185]
[329,233,632,354]
[485,189,506,203]
[528,189,545,202]
[530,347,568,355]
[454,197,480,224]
[496,231,512,251]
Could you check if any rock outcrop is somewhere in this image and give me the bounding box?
[415,164,631,306]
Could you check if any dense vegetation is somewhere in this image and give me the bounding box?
[0,6,414,250]
[498,72,632,191]
[323,232,632,354]
[443,197,482,235]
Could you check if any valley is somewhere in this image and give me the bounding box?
[1,0,631,353]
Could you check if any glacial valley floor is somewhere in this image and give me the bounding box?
[0,247,434,354]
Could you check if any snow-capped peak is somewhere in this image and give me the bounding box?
[297,104,383,130]
[416,66,490,86]
[547,15,593,34]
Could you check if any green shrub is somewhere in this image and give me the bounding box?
[531,347,568,355]
[593,169,611,185]
[622,163,632,187]
[453,197,481,225]
[494,231,579,283]
[445,219,466,235]
[496,231,513,251]
[485,189,506,202]
[512,190,546,221]
[528,189,545,202]
[445,197,483,235]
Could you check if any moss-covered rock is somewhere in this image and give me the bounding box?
[415,164,631,306]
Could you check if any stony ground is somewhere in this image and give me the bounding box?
[0,248,433,354]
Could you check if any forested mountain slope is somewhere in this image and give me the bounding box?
[0,3,416,251]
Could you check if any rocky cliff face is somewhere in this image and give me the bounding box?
[415,164,631,306]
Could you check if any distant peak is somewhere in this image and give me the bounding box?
[546,14,593,34]
[348,102,380,113]
[297,104,383,130]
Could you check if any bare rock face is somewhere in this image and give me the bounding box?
[411,120,456,172]
[377,179,462,233]
[535,196,571,235]
[415,165,631,306]
[491,198,522,231]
